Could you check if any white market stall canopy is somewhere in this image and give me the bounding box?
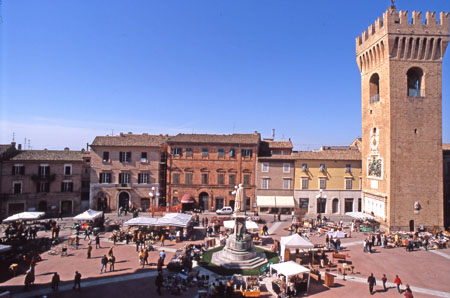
[223,220,259,230]
[345,212,375,220]
[280,234,314,261]
[155,213,193,228]
[270,261,311,293]
[327,231,347,239]
[256,196,295,208]
[0,245,12,253]
[3,212,45,223]
[73,209,103,221]
[124,217,158,226]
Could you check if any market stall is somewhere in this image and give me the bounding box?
[280,234,314,261]
[270,261,311,294]
[2,212,45,223]
[155,213,194,241]
[124,217,157,226]
[73,209,103,221]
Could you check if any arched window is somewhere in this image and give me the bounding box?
[407,67,424,97]
[369,73,380,103]
[332,198,339,214]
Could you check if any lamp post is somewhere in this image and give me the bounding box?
[149,186,160,218]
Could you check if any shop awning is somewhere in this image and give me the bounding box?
[276,196,295,208]
[256,196,276,207]
[3,212,45,223]
[181,194,195,204]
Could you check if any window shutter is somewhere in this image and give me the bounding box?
[61,182,64,192]
[47,166,50,175]
[138,173,142,184]
[128,152,131,161]
[12,166,15,175]
[119,152,123,162]
[69,182,73,192]
[45,183,50,192]
[38,166,42,176]
[99,173,104,183]
[21,166,25,175]
[36,183,40,193]
[119,173,123,184]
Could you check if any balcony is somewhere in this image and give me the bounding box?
[408,89,424,97]
[370,94,380,104]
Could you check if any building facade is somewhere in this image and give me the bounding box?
[256,140,295,213]
[166,133,260,212]
[444,144,450,227]
[89,133,168,212]
[0,147,84,217]
[356,5,449,230]
[293,148,362,216]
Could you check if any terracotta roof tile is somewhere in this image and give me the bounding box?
[91,134,169,147]
[267,141,293,149]
[168,133,260,145]
[10,150,83,161]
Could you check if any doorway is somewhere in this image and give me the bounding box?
[61,201,73,215]
[199,192,209,211]
[215,197,224,210]
[38,201,47,212]
[409,220,415,232]
[118,192,130,211]
[141,198,150,212]
[317,198,326,214]
[332,198,339,214]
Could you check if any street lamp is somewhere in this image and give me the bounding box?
[149,186,160,218]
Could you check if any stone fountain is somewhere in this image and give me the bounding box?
[211,184,267,270]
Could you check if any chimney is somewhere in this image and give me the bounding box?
[64,147,70,152]
[18,144,22,150]
[272,129,275,140]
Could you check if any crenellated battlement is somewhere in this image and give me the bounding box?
[355,5,449,73]
[356,6,449,54]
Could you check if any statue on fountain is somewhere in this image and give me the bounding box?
[232,184,245,213]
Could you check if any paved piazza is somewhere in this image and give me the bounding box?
[1,213,449,298]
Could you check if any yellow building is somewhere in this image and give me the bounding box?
[293,147,362,216]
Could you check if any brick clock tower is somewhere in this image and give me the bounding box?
[356,4,449,231]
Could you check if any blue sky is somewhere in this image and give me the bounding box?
[1,0,449,150]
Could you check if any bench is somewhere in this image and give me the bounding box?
[332,253,346,262]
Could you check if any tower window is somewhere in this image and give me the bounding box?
[407,67,424,97]
[369,73,380,103]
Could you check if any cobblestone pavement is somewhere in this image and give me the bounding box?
[1,213,449,298]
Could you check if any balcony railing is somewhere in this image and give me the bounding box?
[370,94,380,104]
[408,88,424,97]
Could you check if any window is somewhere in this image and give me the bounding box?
[319,164,326,172]
[407,67,424,97]
[299,198,309,209]
[201,174,208,185]
[185,173,193,185]
[229,148,235,158]
[332,198,339,213]
[272,150,281,155]
[102,151,110,162]
[141,152,147,163]
[185,148,192,157]
[319,178,326,190]
[202,148,208,157]
[119,152,131,162]
[37,182,50,193]
[261,178,269,189]
[345,198,354,213]
[39,165,50,178]
[301,163,308,171]
[173,173,180,184]
[261,162,269,173]
[12,164,25,176]
[64,164,72,176]
[13,182,22,194]
[345,178,352,190]
[138,173,149,184]
[218,148,224,158]
[99,172,112,184]
[244,174,250,186]
[171,148,182,156]
[301,178,309,190]
[61,181,73,192]
[283,179,291,190]
[241,149,252,157]
[369,73,380,103]
[217,174,224,185]
[229,174,236,185]
[345,164,352,173]
[283,163,290,173]
[119,173,130,184]
[84,158,90,163]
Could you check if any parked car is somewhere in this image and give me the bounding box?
[216,206,233,215]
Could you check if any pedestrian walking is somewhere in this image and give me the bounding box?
[86,243,92,259]
[394,275,403,293]
[100,255,108,273]
[51,272,60,291]
[139,249,145,268]
[75,235,80,250]
[95,234,101,249]
[108,247,114,257]
[160,250,166,263]
[155,272,163,295]
[160,234,165,247]
[381,274,387,291]
[143,248,149,265]
[72,271,81,291]
[58,211,63,221]
[404,285,413,298]
[367,273,376,295]
[109,255,115,272]
[157,257,164,273]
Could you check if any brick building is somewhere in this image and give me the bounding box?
[356,4,449,230]
[89,133,168,212]
[166,133,260,212]
[293,147,362,216]
[256,139,295,213]
[0,147,84,217]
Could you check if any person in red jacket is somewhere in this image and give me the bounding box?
[394,275,403,293]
